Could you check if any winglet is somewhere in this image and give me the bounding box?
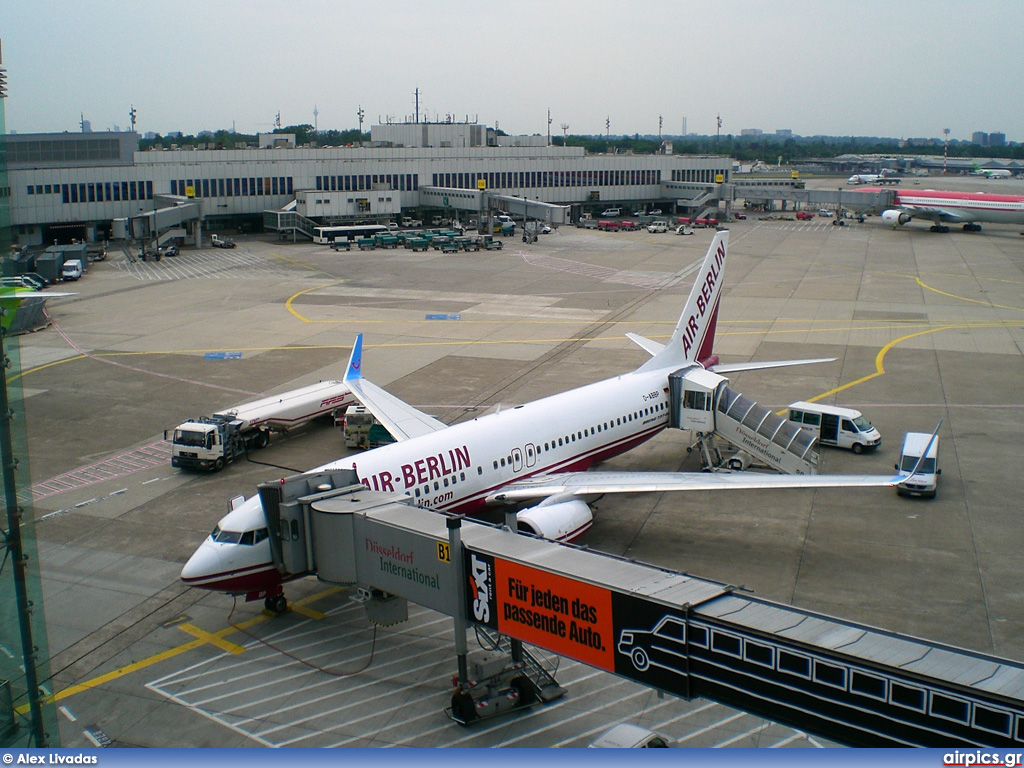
[344,334,363,382]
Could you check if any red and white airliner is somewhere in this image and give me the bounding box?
[858,187,1024,232]
[180,231,902,611]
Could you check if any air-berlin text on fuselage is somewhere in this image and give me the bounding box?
[362,445,472,493]
[681,240,726,358]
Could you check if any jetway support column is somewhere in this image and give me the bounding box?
[448,517,469,687]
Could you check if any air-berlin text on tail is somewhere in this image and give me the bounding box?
[681,239,726,358]
[362,445,472,493]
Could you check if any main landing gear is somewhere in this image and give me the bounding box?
[262,588,288,614]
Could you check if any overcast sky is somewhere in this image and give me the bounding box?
[4,0,1022,141]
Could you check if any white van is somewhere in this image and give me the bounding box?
[895,431,940,498]
[61,259,83,281]
[787,402,881,453]
[600,207,621,217]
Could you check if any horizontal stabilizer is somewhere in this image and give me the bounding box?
[710,357,836,374]
[625,332,665,357]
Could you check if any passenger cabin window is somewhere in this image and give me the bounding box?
[890,682,926,712]
[778,650,811,678]
[930,693,970,724]
[974,706,1012,736]
[850,671,886,701]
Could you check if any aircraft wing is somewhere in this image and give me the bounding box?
[486,470,900,504]
[899,205,966,224]
[344,334,448,441]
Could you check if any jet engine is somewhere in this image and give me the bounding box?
[516,498,593,542]
[881,209,911,226]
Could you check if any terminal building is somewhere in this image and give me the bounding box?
[5,127,733,247]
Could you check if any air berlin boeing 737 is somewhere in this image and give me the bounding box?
[181,231,903,610]
[858,187,1024,232]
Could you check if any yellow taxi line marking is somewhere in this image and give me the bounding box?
[22,587,348,713]
[178,623,247,654]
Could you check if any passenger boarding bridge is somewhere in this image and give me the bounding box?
[251,468,1024,747]
[666,179,897,217]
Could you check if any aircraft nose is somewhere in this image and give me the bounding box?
[180,541,222,585]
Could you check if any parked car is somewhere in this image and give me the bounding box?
[590,724,676,748]
[818,209,833,217]
[600,207,621,217]
[162,244,179,257]
[795,210,815,220]
[648,208,663,216]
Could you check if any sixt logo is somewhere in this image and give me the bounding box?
[470,553,492,623]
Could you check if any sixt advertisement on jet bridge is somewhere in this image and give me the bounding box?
[465,549,694,695]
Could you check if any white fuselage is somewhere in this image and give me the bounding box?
[180,364,679,595]
[898,192,1024,225]
[319,366,675,513]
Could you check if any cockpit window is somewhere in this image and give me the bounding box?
[213,528,243,544]
[211,525,269,545]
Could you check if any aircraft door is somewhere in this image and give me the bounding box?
[820,413,840,444]
[525,443,537,468]
[511,447,523,472]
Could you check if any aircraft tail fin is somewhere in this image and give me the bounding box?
[636,229,728,373]
[344,333,364,382]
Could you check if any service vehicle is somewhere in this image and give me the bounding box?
[210,234,236,249]
[597,220,620,231]
[788,401,881,453]
[733,211,748,220]
[61,259,83,281]
[647,220,669,233]
[620,220,639,231]
[695,217,718,228]
[675,225,694,235]
[341,405,396,450]
[895,430,941,498]
[166,381,355,471]
[401,216,423,228]
[795,210,815,220]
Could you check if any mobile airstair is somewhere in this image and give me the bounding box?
[668,367,819,475]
